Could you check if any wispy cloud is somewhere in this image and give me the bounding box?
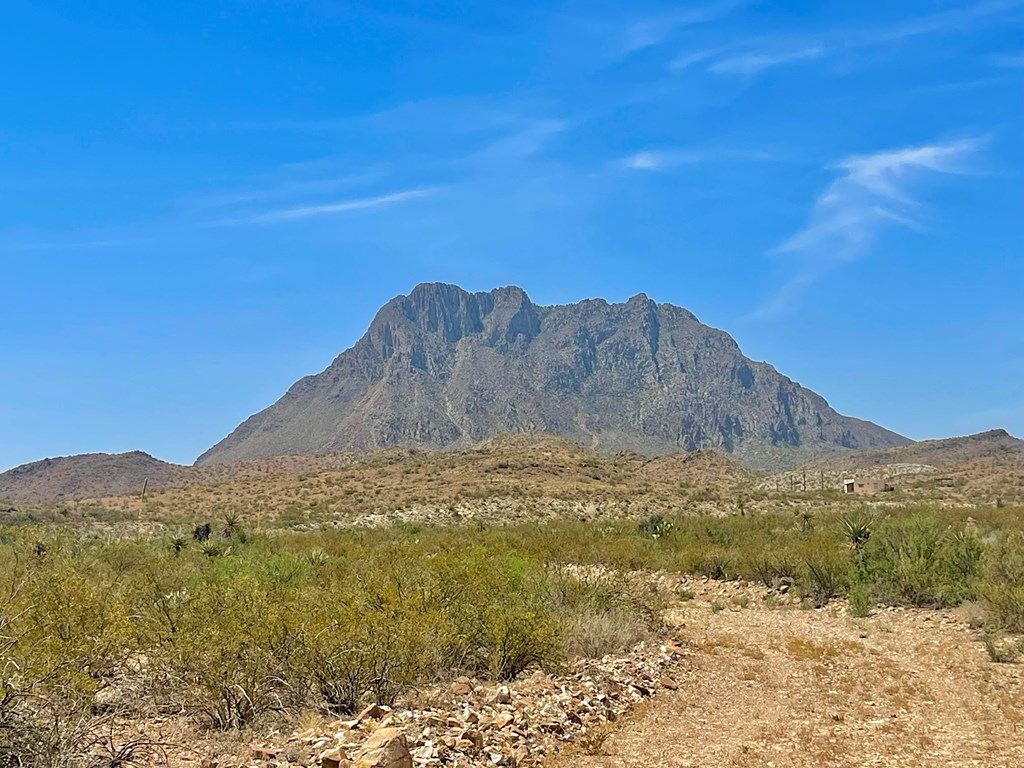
[857,0,1024,46]
[709,46,824,75]
[620,1,747,55]
[218,188,438,226]
[756,137,984,316]
[708,45,827,74]
[668,47,728,71]
[619,147,775,171]
[683,0,1024,77]
[192,171,384,209]
[473,118,570,163]
[620,150,704,171]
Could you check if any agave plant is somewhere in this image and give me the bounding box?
[840,510,876,551]
[796,510,815,532]
[305,548,330,567]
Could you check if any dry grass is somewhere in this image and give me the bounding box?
[564,579,1024,768]
[8,430,1018,536]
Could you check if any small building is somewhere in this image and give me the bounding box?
[843,477,892,495]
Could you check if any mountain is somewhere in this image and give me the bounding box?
[0,451,189,504]
[197,283,909,470]
[796,428,1024,473]
[760,429,1024,496]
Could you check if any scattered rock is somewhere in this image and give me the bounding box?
[261,639,684,768]
[357,703,384,723]
[91,685,126,714]
[354,727,412,768]
[492,685,512,705]
[320,747,353,768]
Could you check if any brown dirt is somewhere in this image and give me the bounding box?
[20,436,764,528]
[71,577,1024,768]
[564,580,1024,768]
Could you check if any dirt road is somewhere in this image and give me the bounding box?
[566,580,1024,768]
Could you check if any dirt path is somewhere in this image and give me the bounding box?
[566,579,1024,768]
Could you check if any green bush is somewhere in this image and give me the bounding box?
[847,584,871,618]
[982,632,1024,663]
[637,515,674,539]
[853,516,982,608]
[3,501,1023,745]
[750,549,800,589]
[801,544,848,608]
[979,531,1024,633]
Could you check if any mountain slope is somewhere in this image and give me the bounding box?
[637,450,762,489]
[795,428,1024,472]
[760,429,1024,496]
[198,283,909,470]
[0,451,190,503]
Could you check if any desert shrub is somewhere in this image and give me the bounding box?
[800,544,848,608]
[564,607,648,658]
[444,552,565,680]
[3,503,1022,738]
[853,516,982,608]
[479,588,563,680]
[982,632,1024,663]
[637,515,674,539]
[295,547,573,712]
[696,549,732,580]
[0,533,162,765]
[749,549,801,589]
[847,584,871,618]
[979,531,1024,633]
[555,569,652,659]
[148,564,306,728]
[298,577,445,714]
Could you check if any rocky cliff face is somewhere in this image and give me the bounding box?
[197,283,909,470]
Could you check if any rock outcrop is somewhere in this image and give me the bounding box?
[198,283,908,470]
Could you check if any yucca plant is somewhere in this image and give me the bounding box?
[840,510,876,551]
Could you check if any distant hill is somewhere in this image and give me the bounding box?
[761,429,1024,496]
[198,283,909,470]
[4,431,1019,520]
[637,450,761,489]
[799,429,1024,473]
[35,433,767,524]
[0,451,190,504]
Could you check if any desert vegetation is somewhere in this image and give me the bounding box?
[2,499,1024,765]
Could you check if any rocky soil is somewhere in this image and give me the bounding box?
[120,639,686,768]
[566,580,1024,768]
[97,576,1024,768]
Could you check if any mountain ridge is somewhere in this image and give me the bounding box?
[0,451,188,504]
[794,428,1024,473]
[2,429,1018,505]
[197,283,909,470]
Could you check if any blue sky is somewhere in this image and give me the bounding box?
[1,0,1023,471]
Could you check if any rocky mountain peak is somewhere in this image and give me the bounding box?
[197,284,909,469]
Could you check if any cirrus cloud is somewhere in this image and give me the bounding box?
[756,137,984,317]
